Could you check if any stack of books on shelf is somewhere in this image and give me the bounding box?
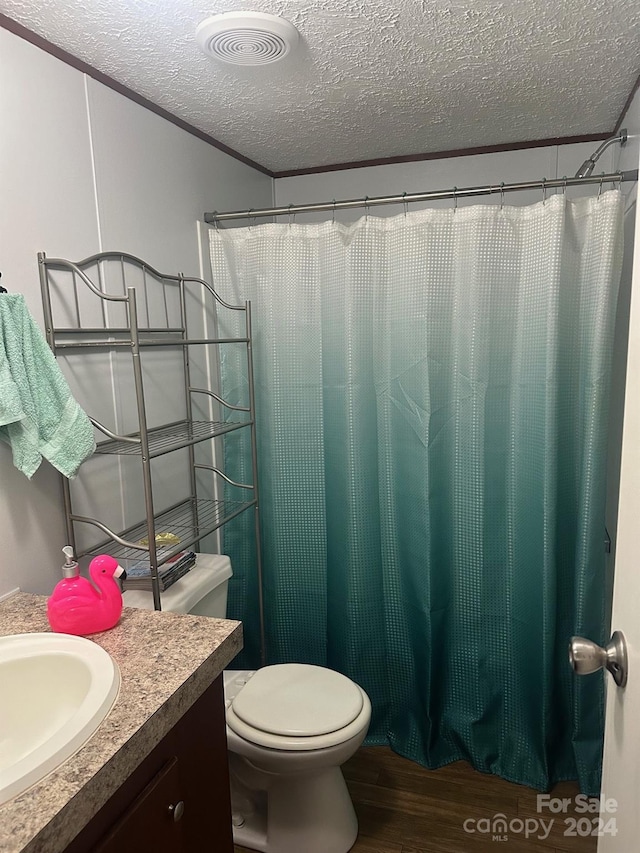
[121,550,196,592]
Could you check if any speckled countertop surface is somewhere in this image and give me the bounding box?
[0,593,242,853]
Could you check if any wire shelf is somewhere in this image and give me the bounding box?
[94,419,250,457]
[85,498,256,566]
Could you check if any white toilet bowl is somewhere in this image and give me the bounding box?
[124,556,371,853]
[224,664,371,853]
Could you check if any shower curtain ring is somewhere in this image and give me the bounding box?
[500,182,505,210]
[364,196,370,220]
[288,204,294,227]
[402,191,408,217]
[332,199,336,224]
[598,174,604,198]
[562,177,567,196]
[453,186,458,212]
[542,178,547,205]
[212,212,219,231]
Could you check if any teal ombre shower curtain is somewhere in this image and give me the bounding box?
[209,190,623,793]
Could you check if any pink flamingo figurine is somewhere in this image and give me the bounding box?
[47,554,126,636]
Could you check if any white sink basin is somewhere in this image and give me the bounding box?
[0,633,120,804]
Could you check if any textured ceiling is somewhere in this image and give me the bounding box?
[1,0,639,173]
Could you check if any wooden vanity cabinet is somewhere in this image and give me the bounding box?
[63,676,233,853]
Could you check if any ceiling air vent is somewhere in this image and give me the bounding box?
[196,11,300,66]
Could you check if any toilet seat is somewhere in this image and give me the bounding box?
[226,664,369,751]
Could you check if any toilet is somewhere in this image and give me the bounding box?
[123,554,371,853]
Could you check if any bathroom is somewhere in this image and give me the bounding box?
[1,2,640,851]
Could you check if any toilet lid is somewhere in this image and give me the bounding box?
[230,664,364,737]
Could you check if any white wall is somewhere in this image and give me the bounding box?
[0,27,272,598]
[606,90,640,577]
[598,89,640,848]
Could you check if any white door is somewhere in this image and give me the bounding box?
[597,178,640,851]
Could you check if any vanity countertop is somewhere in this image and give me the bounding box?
[0,592,242,853]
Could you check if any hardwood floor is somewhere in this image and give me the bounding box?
[234,746,599,853]
[342,747,597,853]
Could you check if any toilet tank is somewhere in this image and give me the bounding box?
[122,553,232,617]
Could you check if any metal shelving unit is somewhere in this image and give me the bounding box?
[38,251,265,656]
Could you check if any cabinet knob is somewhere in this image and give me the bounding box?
[168,800,185,822]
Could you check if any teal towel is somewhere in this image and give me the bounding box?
[0,294,96,479]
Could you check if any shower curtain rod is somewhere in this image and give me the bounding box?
[205,170,638,223]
